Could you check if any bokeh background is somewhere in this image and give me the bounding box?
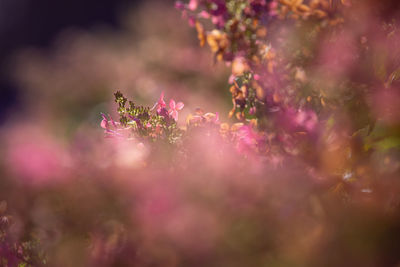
[1,0,400,266]
[0,0,232,265]
[0,0,230,126]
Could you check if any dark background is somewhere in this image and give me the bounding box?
[0,0,143,124]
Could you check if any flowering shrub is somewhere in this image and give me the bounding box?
[104,0,400,188]
[103,91,184,143]
[1,0,400,265]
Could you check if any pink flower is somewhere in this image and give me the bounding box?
[199,11,210,19]
[169,99,184,121]
[100,117,108,129]
[188,16,196,27]
[100,113,117,129]
[100,113,110,129]
[100,113,125,138]
[175,1,185,10]
[187,0,198,11]
[155,91,166,113]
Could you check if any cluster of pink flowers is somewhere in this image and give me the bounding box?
[154,92,184,121]
[102,1,398,203]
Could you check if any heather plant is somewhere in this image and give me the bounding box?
[1,0,400,266]
[170,0,400,185]
[103,0,400,188]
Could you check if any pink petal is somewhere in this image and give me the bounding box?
[169,99,176,109]
[158,91,166,107]
[101,113,108,121]
[188,16,196,27]
[170,110,178,121]
[175,1,185,10]
[110,116,117,127]
[215,112,219,123]
[100,119,108,129]
[175,102,184,110]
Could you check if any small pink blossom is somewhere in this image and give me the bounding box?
[211,15,225,28]
[100,113,117,130]
[100,118,108,129]
[188,16,196,27]
[169,99,184,121]
[187,0,198,11]
[199,11,210,19]
[175,1,185,10]
[100,113,127,138]
[155,91,166,113]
